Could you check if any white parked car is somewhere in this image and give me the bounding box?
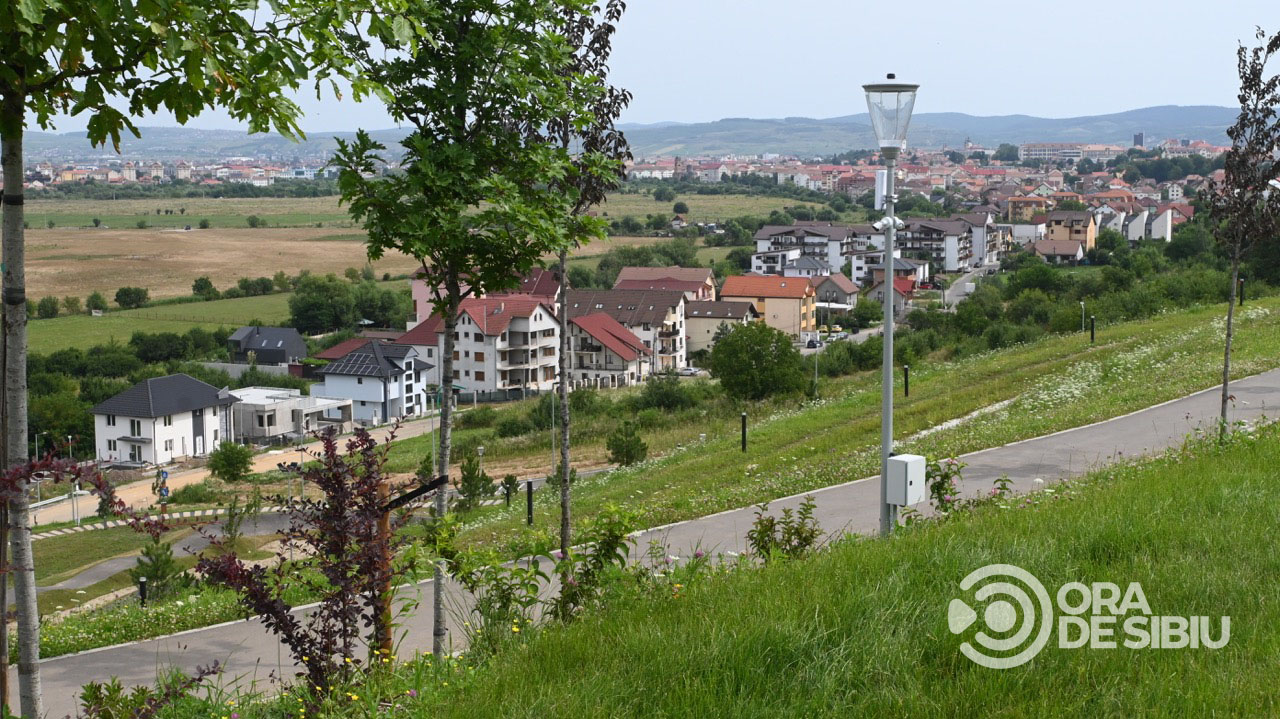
[678,367,702,376]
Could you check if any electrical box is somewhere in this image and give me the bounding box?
[887,454,926,506]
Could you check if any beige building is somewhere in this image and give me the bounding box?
[720,275,817,340]
[1045,211,1097,251]
[684,300,760,354]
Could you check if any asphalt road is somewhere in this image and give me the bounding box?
[11,369,1278,717]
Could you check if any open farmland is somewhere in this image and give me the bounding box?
[23,195,355,230]
[595,191,826,223]
[24,226,421,301]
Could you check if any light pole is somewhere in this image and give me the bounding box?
[864,74,918,537]
[477,445,485,476]
[1080,301,1085,332]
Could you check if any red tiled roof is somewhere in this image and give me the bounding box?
[458,295,553,336]
[396,316,443,346]
[491,267,560,299]
[315,338,375,360]
[720,275,814,299]
[570,313,649,362]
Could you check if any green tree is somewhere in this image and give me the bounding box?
[993,144,1020,163]
[1205,28,1280,438]
[85,291,108,313]
[606,421,647,466]
[60,296,81,315]
[851,298,883,329]
[330,0,618,656]
[198,219,211,230]
[129,538,186,602]
[34,297,59,319]
[672,201,689,214]
[113,286,149,309]
[207,442,254,484]
[288,273,356,334]
[709,322,807,400]
[454,455,496,511]
[192,276,218,300]
[653,186,676,202]
[245,215,263,228]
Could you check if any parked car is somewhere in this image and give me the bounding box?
[678,367,702,376]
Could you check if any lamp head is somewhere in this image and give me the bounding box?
[863,73,919,156]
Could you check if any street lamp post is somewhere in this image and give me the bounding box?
[864,74,918,537]
[1080,301,1086,332]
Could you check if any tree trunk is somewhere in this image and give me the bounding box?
[1220,250,1241,441]
[2,91,40,719]
[432,304,458,657]
[557,251,571,562]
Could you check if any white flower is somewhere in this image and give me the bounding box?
[1032,478,1044,485]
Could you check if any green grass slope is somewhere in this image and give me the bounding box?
[428,423,1280,717]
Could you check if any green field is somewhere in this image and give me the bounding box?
[597,191,833,224]
[28,294,294,354]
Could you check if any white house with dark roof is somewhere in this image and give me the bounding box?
[313,342,426,424]
[565,289,688,370]
[92,373,238,465]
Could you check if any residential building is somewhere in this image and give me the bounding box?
[1018,143,1083,162]
[409,267,560,326]
[866,278,915,318]
[1045,211,1097,251]
[398,295,560,395]
[780,255,833,278]
[565,289,688,370]
[313,342,426,424]
[868,257,929,286]
[719,275,817,340]
[227,326,308,365]
[92,374,237,465]
[613,266,716,301]
[811,273,859,313]
[898,219,974,272]
[751,247,803,275]
[1032,239,1084,265]
[753,222,866,273]
[684,300,759,354]
[1006,196,1049,222]
[230,387,353,443]
[567,313,651,387]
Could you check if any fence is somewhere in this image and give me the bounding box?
[200,361,290,379]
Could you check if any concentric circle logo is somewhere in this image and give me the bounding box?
[948,563,1053,669]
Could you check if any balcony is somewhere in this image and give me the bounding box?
[657,327,680,338]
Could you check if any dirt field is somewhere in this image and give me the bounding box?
[24,226,422,300]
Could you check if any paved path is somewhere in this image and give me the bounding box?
[12,370,1277,717]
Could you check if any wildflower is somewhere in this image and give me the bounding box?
[512,625,521,633]
[407,689,418,697]
[694,550,705,559]
[1032,478,1044,485]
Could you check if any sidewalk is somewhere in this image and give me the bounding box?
[13,370,1277,717]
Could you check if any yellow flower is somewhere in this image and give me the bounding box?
[512,626,521,633]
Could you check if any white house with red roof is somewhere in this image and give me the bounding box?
[396,294,560,395]
[567,313,651,387]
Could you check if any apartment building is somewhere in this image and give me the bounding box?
[567,313,651,387]
[1045,211,1098,251]
[684,300,759,354]
[719,275,816,340]
[565,289,688,370]
[613,266,716,301]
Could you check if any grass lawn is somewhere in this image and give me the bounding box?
[28,280,400,353]
[408,422,1280,717]
[440,298,1280,553]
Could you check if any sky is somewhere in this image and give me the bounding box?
[37,0,1277,134]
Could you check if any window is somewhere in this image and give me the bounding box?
[212,406,217,417]
[453,370,460,379]
[213,430,218,442]
[163,415,172,427]
[106,414,117,427]
[107,440,117,451]
[475,351,484,362]
[357,377,363,384]
[464,350,470,358]
[267,412,275,427]
[129,419,142,436]
[475,371,485,381]
[453,351,460,360]
[360,401,367,406]
[164,439,174,452]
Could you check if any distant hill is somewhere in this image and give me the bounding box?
[621,106,1236,157]
[23,105,1235,161]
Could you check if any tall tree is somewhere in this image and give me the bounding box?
[544,0,632,579]
[1205,27,1280,439]
[0,2,385,715]
[331,0,616,656]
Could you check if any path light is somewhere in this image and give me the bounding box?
[864,74,918,537]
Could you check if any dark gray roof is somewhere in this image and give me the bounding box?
[229,326,306,351]
[785,256,832,271]
[752,222,862,242]
[317,342,415,378]
[906,219,971,235]
[685,301,759,320]
[868,258,923,271]
[91,373,235,418]
[565,289,686,327]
